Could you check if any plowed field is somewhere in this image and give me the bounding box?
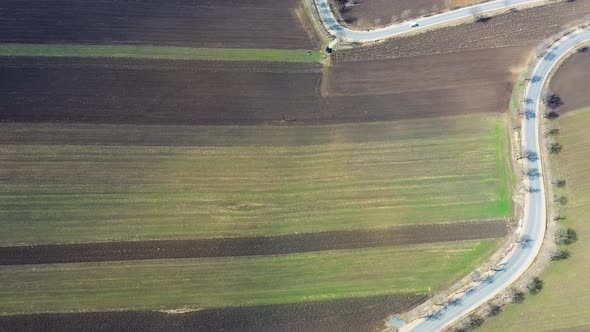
[326,46,528,119]
[549,50,590,113]
[0,58,322,125]
[0,0,319,50]
[1,49,528,124]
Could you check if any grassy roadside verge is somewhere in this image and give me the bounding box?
[480,108,590,331]
[0,44,323,62]
[494,120,516,217]
[0,240,497,315]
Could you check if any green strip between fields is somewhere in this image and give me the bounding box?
[494,121,515,217]
[0,44,323,63]
[0,240,498,315]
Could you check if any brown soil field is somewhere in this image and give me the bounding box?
[330,0,485,29]
[4,2,589,127]
[548,50,590,113]
[0,220,507,265]
[0,47,527,125]
[0,57,324,125]
[0,0,319,50]
[0,294,426,332]
[325,46,528,118]
[335,1,590,62]
[0,54,517,125]
[2,3,589,127]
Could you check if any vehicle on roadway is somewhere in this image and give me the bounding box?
[410,22,419,28]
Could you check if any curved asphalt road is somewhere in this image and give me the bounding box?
[314,0,544,42]
[405,28,590,332]
[312,0,590,330]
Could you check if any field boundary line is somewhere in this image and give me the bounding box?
[0,44,323,63]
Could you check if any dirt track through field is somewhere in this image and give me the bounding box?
[0,220,506,265]
[0,293,426,332]
[0,0,319,50]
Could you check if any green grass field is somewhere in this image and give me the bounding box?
[0,43,323,62]
[0,114,513,245]
[481,108,590,331]
[0,240,497,315]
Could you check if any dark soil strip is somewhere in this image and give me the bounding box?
[0,220,507,265]
[0,57,323,126]
[0,56,505,126]
[549,51,590,113]
[0,0,318,50]
[0,293,427,332]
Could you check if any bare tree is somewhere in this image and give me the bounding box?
[554,195,569,206]
[543,91,564,110]
[511,288,526,303]
[517,150,538,161]
[555,227,577,245]
[527,168,540,178]
[552,178,566,188]
[464,315,484,330]
[469,6,491,23]
[544,111,560,119]
[528,277,544,295]
[551,248,570,260]
[488,304,502,317]
[549,142,563,154]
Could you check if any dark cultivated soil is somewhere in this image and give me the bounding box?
[0,220,506,265]
[326,46,528,118]
[0,52,521,125]
[0,0,319,50]
[2,1,590,127]
[0,57,323,125]
[549,51,590,113]
[0,294,427,332]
